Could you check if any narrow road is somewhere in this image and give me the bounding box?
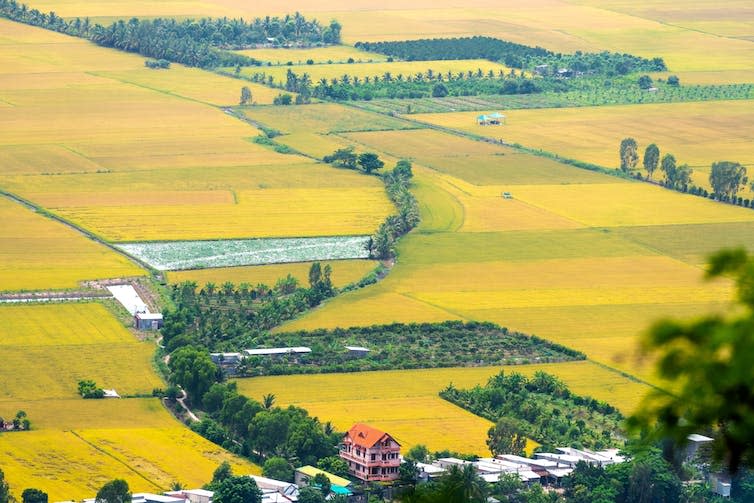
[176,388,199,423]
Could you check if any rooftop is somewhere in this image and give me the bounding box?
[296,466,351,488]
[245,347,312,356]
[346,423,397,448]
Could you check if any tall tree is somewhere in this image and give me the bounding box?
[95,480,131,503]
[660,153,677,185]
[262,457,294,482]
[0,469,10,503]
[357,152,384,174]
[628,248,754,473]
[239,86,251,105]
[487,417,527,456]
[21,489,47,503]
[168,346,217,401]
[710,160,747,200]
[213,476,262,503]
[642,143,660,180]
[619,138,639,172]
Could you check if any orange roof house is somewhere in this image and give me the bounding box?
[340,423,401,482]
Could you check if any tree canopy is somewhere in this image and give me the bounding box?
[619,138,638,172]
[710,161,747,200]
[95,480,131,503]
[628,248,754,473]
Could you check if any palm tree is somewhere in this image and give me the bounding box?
[262,393,276,409]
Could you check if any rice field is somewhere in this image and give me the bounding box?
[0,411,259,501]
[0,197,144,292]
[235,361,649,454]
[167,259,379,288]
[0,19,392,244]
[0,302,259,499]
[413,101,754,191]
[0,303,162,399]
[343,129,612,186]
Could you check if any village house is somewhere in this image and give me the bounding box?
[134,311,163,330]
[340,423,401,482]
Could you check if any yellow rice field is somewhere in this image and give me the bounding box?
[167,259,379,289]
[0,19,392,243]
[0,302,259,499]
[0,303,162,399]
[0,197,144,292]
[0,411,259,501]
[413,101,754,184]
[235,361,649,454]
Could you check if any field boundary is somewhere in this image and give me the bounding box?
[69,429,164,491]
[0,190,155,274]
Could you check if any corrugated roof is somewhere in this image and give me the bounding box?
[347,423,398,448]
[296,466,351,487]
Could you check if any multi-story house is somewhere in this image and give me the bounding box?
[340,423,401,482]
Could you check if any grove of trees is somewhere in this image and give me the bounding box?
[355,37,666,76]
[441,371,623,452]
[0,1,340,69]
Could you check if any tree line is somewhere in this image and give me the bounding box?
[0,0,341,68]
[620,138,751,205]
[441,370,623,453]
[223,320,585,377]
[186,381,340,468]
[355,36,666,75]
[161,262,336,355]
[320,152,419,259]
[252,67,544,102]
[370,160,419,258]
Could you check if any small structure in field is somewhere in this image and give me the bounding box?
[244,347,312,357]
[340,423,401,482]
[502,192,513,199]
[102,389,121,399]
[477,112,506,126]
[345,346,370,358]
[135,311,163,330]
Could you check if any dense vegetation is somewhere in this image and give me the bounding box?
[371,160,419,258]
[621,138,752,207]
[355,36,665,75]
[0,0,340,68]
[441,370,623,452]
[161,263,337,354]
[188,381,340,468]
[355,82,754,114]
[227,321,584,376]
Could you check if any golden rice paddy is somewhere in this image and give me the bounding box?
[0,197,144,292]
[167,259,379,289]
[235,361,648,454]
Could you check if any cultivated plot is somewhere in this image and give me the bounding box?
[0,20,392,243]
[0,197,144,292]
[235,361,648,454]
[167,259,379,289]
[414,101,754,185]
[0,302,259,499]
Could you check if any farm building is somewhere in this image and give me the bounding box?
[477,112,506,125]
[340,423,401,482]
[345,346,370,358]
[295,465,353,493]
[134,311,163,330]
[210,352,243,365]
[244,347,312,357]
